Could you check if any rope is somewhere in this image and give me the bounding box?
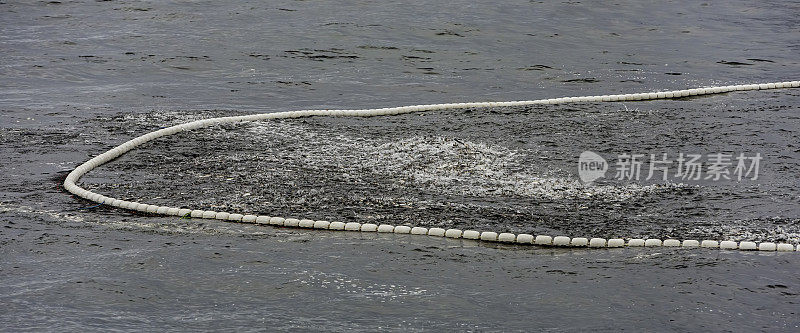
[64,81,800,252]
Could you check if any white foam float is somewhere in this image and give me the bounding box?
[662,239,680,247]
[498,233,516,243]
[284,218,300,227]
[360,223,378,232]
[428,228,446,237]
[628,239,646,247]
[480,232,499,241]
[588,238,606,248]
[759,242,777,251]
[739,241,757,251]
[462,230,481,240]
[62,81,800,252]
[534,235,553,245]
[607,239,625,248]
[313,220,330,229]
[645,239,662,247]
[444,229,463,238]
[376,224,394,233]
[516,234,534,244]
[393,226,411,234]
[553,236,571,246]
[682,240,700,248]
[570,237,589,247]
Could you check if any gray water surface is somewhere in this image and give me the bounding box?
[1,0,799,331]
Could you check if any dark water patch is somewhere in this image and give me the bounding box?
[436,30,464,37]
[114,7,152,12]
[747,58,775,63]
[357,45,399,50]
[518,65,553,71]
[248,53,269,60]
[42,14,70,19]
[284,49,360,61]
[77,55,107,64]
[562,78,600,83]
[176,55,209,61]
[275,81,312,86]
[717,60,753,66]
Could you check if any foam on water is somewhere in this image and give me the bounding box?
[0,202,271,237]
[292,270,433,302]
[246,121,684,201]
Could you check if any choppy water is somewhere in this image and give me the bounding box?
[2,0,799,331]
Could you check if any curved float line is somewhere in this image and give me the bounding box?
[64,81,800,252]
